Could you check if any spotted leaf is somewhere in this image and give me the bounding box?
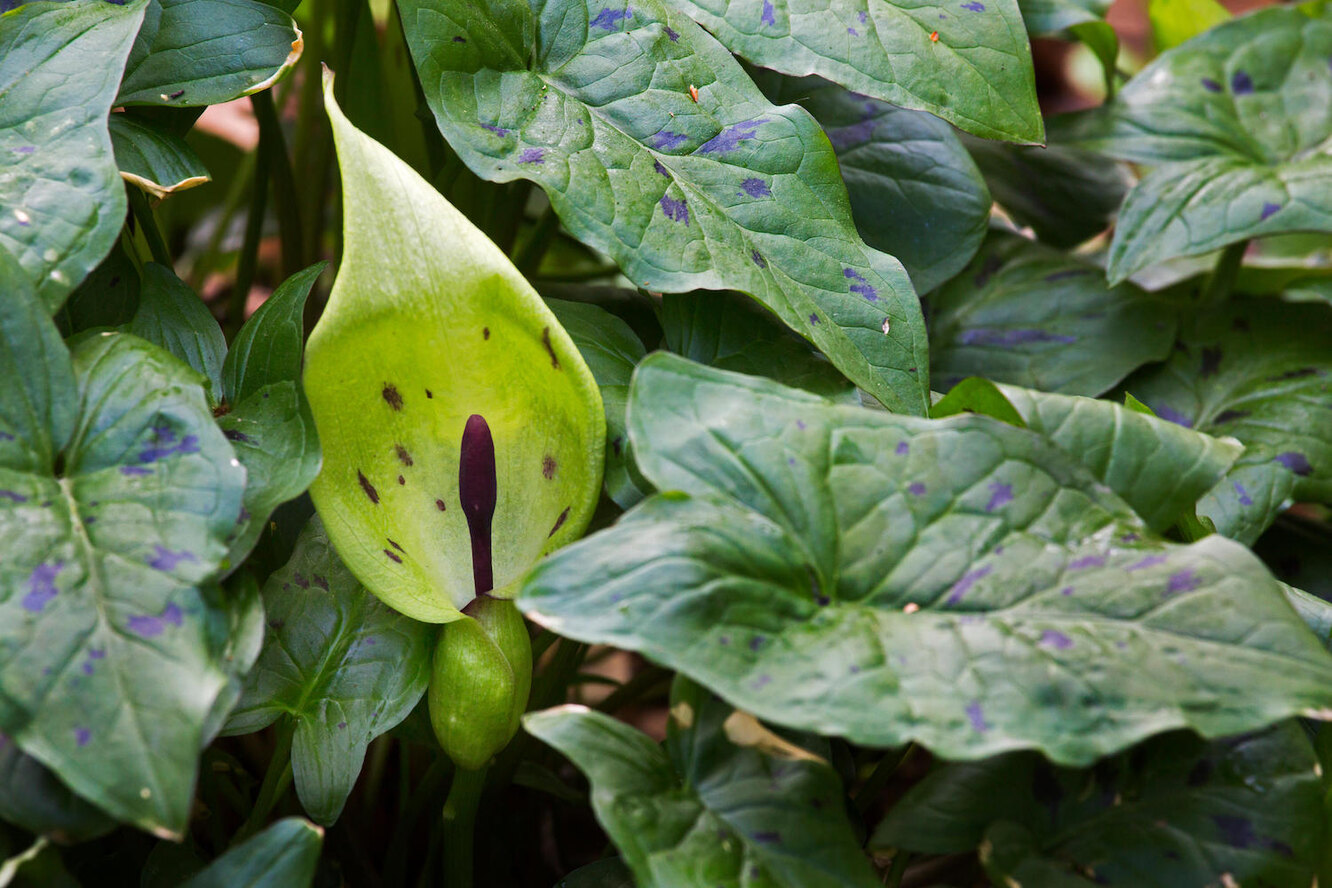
[0,0,147,311]
[519,355,1332,765]
[398,0,930,414]
[305,71,605,623]
[525,680,879,888]
[872,722,1323,887]
[0,291,247,837]
[224,517,432,825]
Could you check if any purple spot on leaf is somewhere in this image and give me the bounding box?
[0,490,27,503]
[518,147,545,164]
[480,123,510,137]
[847,26,859,35]
[752,250,767,268]
[1261,202,1281,221]
[1234,482,1253,506]
[1040,629,1073,650]
[827,118,875,151]
[699,119,763,153]
[896,441,909,455]
[761,0,775,24]
[589,7,633,30]
[740,177,770,198]
[908,482,926,496]
[1068,555,1105,570]
[1061,586,1074,596]
[22,561,62,612]
[962,1,984,10]
[1154,405,1194,428]
[1274,452,1313,476]
[650,131,688,150]
[659,195,689,224]
[947,565,992,605]
[1166,569,1201,595]
[653,159,670,177]
[338,722,348,729]
[75,728,90,747]
[985,482,1013,512]
[966,701,990,732]
[749,635,766,651]
[1128,554,1167,571]
[1201,77,1222,93]
[665,25,679,40]
[147,546,195,571]
[13,146,34,155]
[1231,70,1254,94]
[120,465,152,476]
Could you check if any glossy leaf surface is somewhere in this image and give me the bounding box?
[127,263,228,404]
[0,0,147,311]
[928,233,1178,396]
[178,817,323,888]
[109,113,209,199]
[526,686,878,888]
[873,722,1323,887]
[399,0,930,414]
[117,0,302,107]
[0,295,247,836]
[306,75,604,622]
[760,74,990,293]
[520,355,1332,765]
[0,734,115,842]
[1124,298,1332,542]
[671,0,1042,143]
[226,517,432,825]
[1076,8,1332,282]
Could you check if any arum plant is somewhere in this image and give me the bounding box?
[303,69,605,883]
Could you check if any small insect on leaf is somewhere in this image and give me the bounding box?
[688,84,699,103]
[929,30,939,42]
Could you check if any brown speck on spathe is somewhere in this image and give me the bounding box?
[549,507,570,537]
[388,538,405,552]
[482,327,490,340]
[383,548,402,563]
[394,444,414,466]
[397,475,406,485]
[435,499,447,511]
[382,384,403,410]
[357,471,379,504]
[542,327,561,369]
[542,455,557,479]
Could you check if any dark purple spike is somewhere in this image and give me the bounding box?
[460,414,498,596]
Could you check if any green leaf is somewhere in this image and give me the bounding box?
[307,73,605,623]
[670,0,1042,143]
[929,377,1027,427]
[0,293,248,836]
[961,134,1128,250]
[927,232,1179,396]
[525,685,879,888]
[519,354,1332,765]
[116,0,303,107]
[995,384,1242,531]
[1148,0,1229,52]
[226,517,432,825]
[1017,0,1109,35]
[873,722,1323,887]
[1073,8,1332,283]
[0,0,147,311]
[398,0,930,415]
[179,817,323,888]
[127,263,228,404]
[59,241,141,335]
[545,298,649,510]
[109,112,209,200]
[219,263,325,564]
[660,291,856,403]
[759,74,991,293]
[0,736,115,843]
[554,858,635,888]
[1123,297,1332,542]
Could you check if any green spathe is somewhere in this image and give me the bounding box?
[307,69,604,623]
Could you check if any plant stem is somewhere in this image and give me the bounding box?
[251,88,305,277]
[126,187,172,267]
[1200,239,1248,307]
[513,204,560,278]
[883,849,912,888]
[233,719,294,844]
[384,755,452,888]
[441,765,488,888]
[854,744,915,816]
[230,130,272,337]
[594,665,671,713]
